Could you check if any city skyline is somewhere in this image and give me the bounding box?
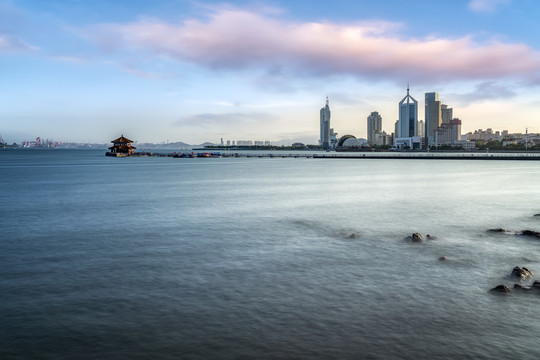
[2,0,540,144]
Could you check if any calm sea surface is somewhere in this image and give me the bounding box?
[1,149,540,359]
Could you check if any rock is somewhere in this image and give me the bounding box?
[532,281,540,289]
[488,228,507,233]
[511,266,534,280]
[411,233,423,242]
[438,256,448,261]
[490,285,510,294]
[426,234,436,240]
[534,214,540,217]
[513,284,531,291]
[346,233,358,239]
[521,230,540,238]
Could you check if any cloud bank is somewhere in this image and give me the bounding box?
[87,6,540,83]
[450,81,517,106]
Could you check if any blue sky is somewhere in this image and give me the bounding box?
[1,0,539,144]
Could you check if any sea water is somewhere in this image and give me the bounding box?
[1,149,540,359]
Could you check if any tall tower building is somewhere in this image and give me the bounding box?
[399,86,418,138]
[425,92,441,148]
[367,111,382,145]
[320,97,331,149]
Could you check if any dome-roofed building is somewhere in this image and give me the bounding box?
[338,135,360,147]
[336,135,364,151]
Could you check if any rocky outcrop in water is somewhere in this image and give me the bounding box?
[438,256,447,261]
[521,230,540,238]
[488,228,507,233]
[486,228,540,238]
[511,266,534,280]
[534,214,540,217]
[490,285,510,294]
[409,233,423,242]
[513,284,531,291]
[346,233,358,239]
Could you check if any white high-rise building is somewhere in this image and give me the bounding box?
[418,120,425,138]
[399,87,418,138]
[320,97,331,149]
[395,86,421,149]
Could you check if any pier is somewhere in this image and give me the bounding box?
[115,151,540,161]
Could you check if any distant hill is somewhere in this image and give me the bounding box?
[197,142,218,147]
[136,141,193,149]
[272,137,318,146]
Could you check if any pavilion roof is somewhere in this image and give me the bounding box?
[111,135,134,143]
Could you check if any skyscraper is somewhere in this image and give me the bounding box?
[425,92,441,148]
[441,104,453,124]
[399,86,418,138]
[367,111,382,145]
[418,120,425,138]
[320,97,331,149]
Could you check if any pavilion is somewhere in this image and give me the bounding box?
[106,135,136,156]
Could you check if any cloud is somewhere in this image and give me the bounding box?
[450,81,517,106]
[468,0,511,12]
[85,6,540,84]
[0,33,35,52]
[176,112,277,127]
[0,3,36,53]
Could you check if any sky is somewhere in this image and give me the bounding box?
[1,0,540,144]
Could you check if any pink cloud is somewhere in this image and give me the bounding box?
[87,7,540,83]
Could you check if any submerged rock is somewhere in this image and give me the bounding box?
[521,230,540,238]
[511,266,534,280]
[534,214,540,217]
[488,228,507,233]
[426,234,436,240]
[411,233,423,242]
[532,281,540,290]
[513,284,531,291]
[346,233,358,239]
[438,256,448,261]
[490,285,510,294]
